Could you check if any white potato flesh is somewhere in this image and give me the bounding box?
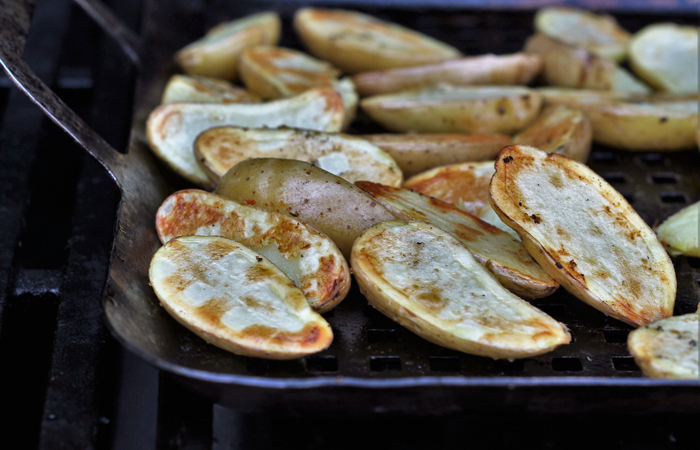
[656,201,700,257]
[146,88,345,188]
[149,236,333,359]
[194,127,402,186]
[490,145,676,327]
[351,221,570,359]
[161,75,260,104]
[628,313,699,379]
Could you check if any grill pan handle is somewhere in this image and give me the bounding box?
[0,0,140,186]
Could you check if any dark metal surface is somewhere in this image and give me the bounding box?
[0,0,698,420]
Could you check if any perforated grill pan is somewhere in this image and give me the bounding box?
[1,0,698,415]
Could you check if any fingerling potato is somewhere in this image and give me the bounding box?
[161,75,261,104]
[149,235,333,359]
[351,221,570,359]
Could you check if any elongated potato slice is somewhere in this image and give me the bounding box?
[194,127,402,186]
[146,88,345,188]
[156,190,350,313]
[362,134,510,178]
[628,313,699,379]
[524,34,649,93]
[403,161,495,215]
[351,53,542,97]
[357,182,558,298]
[512,105,592,162]
[150,236,333,359]
[630,23,699,93]
[215,159,399,259]
[534,7,629,62]
[490,145,676,327]
[174,12,281,80]
[656,201,700,257]
[294,8,460,74]
[351,221,570,359]
[361,85,542,134]
[161,75,260,104]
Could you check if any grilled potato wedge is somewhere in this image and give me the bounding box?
[294,8,460,74]
[215,159,399,259]
[512,105,592,162]
[524,34,649,93]
[362,134,510,178]
[629,23,699,94]
[146,88,345,188]
[534,7,630,62]
[156,190,350,313]
[351,53,542,97]
[403,161,495,215]
[628,313,699,379]
[194,127,402,186]
[361,85,542,134]
[656,201,700,257]
[357,182,558,298]
[174,12,281,80]
[161,75,260,104]
[490,145,676,327]
[351,221,570,359]
[149,236,333,359]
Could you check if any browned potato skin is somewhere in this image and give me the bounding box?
[512,105,592,162]
[294,8,461,74]
[362,134,510,178]
[215,158,401,259]
[352,53,542,97]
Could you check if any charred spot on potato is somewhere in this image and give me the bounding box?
[531,214,541,224]
[555,262,563,269]
[659,116,668,123]
[503,156,514,163]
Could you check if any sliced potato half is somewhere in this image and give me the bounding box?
[156,189,350,313]
[362,134,510,178]
[628,313,699,379]
[630,23,699,93]
[195,127,402,186]
[513,105,592,162]
[356,182,558,299]
[656,201,700,257]
[146,88,345,188]
[351,221,570,359]
[490,145,676,327]
[351,53,542,97]
[149,236,333,359]
[361,85,542,134]
[403,161,495,215]
[534,7,630,62]
[294,8,460,74]
[215,158,400,259]
[174,12,281,80]
[161,75,260,104]
[524,34,649,93]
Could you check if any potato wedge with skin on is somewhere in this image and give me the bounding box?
[630,23,699,93]
[146,88,345,188]
[195,127,402,186]
[357,182,558,299]
[174,12,281,80]
[351,221,570,359]
[656,201,700,257]
[524,34,649,93]
[534,7,630,62]
[351,53,542,97]
[149,236,333,359]
[215,159,400,259]
[513,105,592,163]
[156,189,350,313]
[628,313,699,379]
[490,145,676,327]
[362,134,510,178]
[161,75,261,104]
[294,8,461,74]
[361,85,543,134]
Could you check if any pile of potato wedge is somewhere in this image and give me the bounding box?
[146,6,698,378]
